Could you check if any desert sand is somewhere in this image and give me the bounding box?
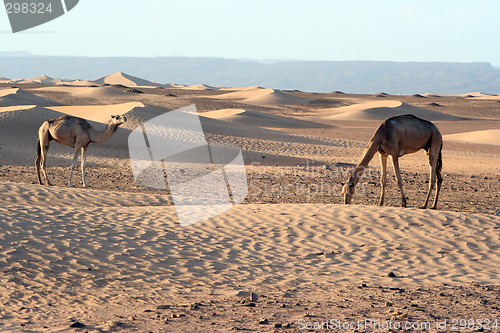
[0,77,498,332]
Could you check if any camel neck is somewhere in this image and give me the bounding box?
[89,122,118,143]
[349,139,380,186]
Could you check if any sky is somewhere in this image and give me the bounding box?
[1,0,499,65]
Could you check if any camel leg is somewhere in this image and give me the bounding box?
[430,167,443,209]
[35,141,43,185]
[81,144,90,187]
[40,142,52,186]
[391,155,407,207]
[421,164,436,209]
[422,151,439,209]
[378,153,387,206]
[68,146,81,187]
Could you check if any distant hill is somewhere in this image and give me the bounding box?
[0,54,498,94]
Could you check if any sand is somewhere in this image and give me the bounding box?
[0,78,498,331]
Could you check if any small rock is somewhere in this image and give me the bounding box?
[236,291,250,297]
[107,321,124,328]
[128,316,135,321]
[191,303,202,310]
[251,292,259,302]
[258,318,269,325]
[360,283,368,288]
[156,305,171,309]
[274,323,283,328]
[388,272,397,277]
[69,321,86,328]
[385,302,394,307]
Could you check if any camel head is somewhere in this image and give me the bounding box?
[110,115,127,127]
[342,180,355,204]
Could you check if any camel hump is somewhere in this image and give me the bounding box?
[384,114,439,132]
[53,115,92,131]
[385,113,428,123]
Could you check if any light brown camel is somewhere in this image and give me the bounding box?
[342,114,442,209]
[36,114,126,187]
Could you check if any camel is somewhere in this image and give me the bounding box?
[342,114,442,209]
[36,114,126,187]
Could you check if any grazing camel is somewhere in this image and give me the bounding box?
[36,114,126,187]
[342,114,442,209]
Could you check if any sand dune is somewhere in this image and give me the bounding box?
[56,79,99,86]
[202,108,327,128]
[164,83,187,88]
[322,100,465,121]
[212,87,312,106]
[0,106,67,160]
[12,74,64,85]
[466,95,500,100]
[444,129,500,146]
[181,84,219,90]
[95,72,159,87]
[31,86,132,99]
[222,85,264,91]
[0,88,64,107]
[423,92,499,99]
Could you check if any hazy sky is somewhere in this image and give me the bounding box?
[1,0,499,65]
